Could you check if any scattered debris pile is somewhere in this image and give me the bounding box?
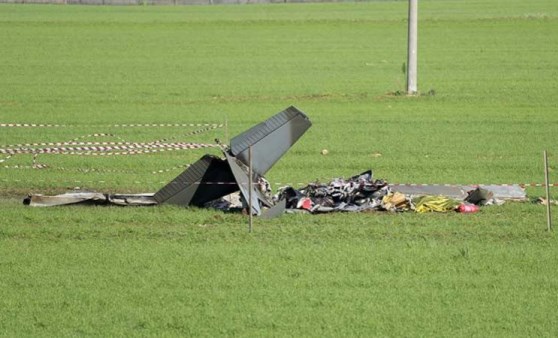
[263,171,521,215]
[200,170,526,215]
[275,170,390,213]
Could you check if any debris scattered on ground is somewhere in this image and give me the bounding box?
[263,172,525,215]
[413,195,458,213]
[273,170,388,213]
[21,106,531,217]
[535,197,558,206]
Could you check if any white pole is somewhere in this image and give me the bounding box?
[248,145,253,233]
[407,0,418,95]
[544,150,552,231]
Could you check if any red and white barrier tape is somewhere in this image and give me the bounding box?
[1,123,223,151]
[109,123,222,128]
[0,122,224,168]
[1,176,558,188]
[0,123,65,128]
[0,121,223,176]
[390,183,558,188]
[1,122,222,128]
[3,140,161,150]
[0,142,217,155]
[69,133,124,140]
[3,163,190,174]
[149,124,224,144]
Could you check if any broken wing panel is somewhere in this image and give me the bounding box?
[24,192,108,207]
[389,184,468,200]
[230,106,311,176]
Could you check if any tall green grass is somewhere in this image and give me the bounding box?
[1,1,558,336]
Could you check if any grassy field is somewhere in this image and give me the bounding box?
[1,0,558,336]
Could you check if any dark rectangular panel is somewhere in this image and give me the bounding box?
[154,155,238,206]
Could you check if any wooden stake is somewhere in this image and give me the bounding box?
[544,150,552,231]
[248,145,253,233]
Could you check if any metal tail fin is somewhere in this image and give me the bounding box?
[230,106,311,176]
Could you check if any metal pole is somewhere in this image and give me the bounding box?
[544,150,552,231]
[224,118,229,145]
[407,0,418,95]
[248,145,253,233]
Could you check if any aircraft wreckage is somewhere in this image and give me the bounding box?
[24,106,527,215]
[25,106,313,216]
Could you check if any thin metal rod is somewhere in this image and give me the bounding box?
[544,150,552,231]
[248,145,253,233]
[224,118,229,145]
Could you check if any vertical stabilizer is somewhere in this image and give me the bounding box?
[230,106,311,176]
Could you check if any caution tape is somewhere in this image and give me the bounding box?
[109,123,222,128]
[0,177,168,185]
[2,176,558,189]
[3,163,190,174]
[1,124,224,150]
[2,134,129,150]
[149,124,224,144]
[3,164,49,170]
[1,122,222,128]
[0,121,224,178]
[0,142,217,155]
[3,140,152,150]
[0,122,224,168]
[68,133,127,143]
[390,183,558,188]
[0,123,65,128]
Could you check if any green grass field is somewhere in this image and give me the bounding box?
[1,0,558,336]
